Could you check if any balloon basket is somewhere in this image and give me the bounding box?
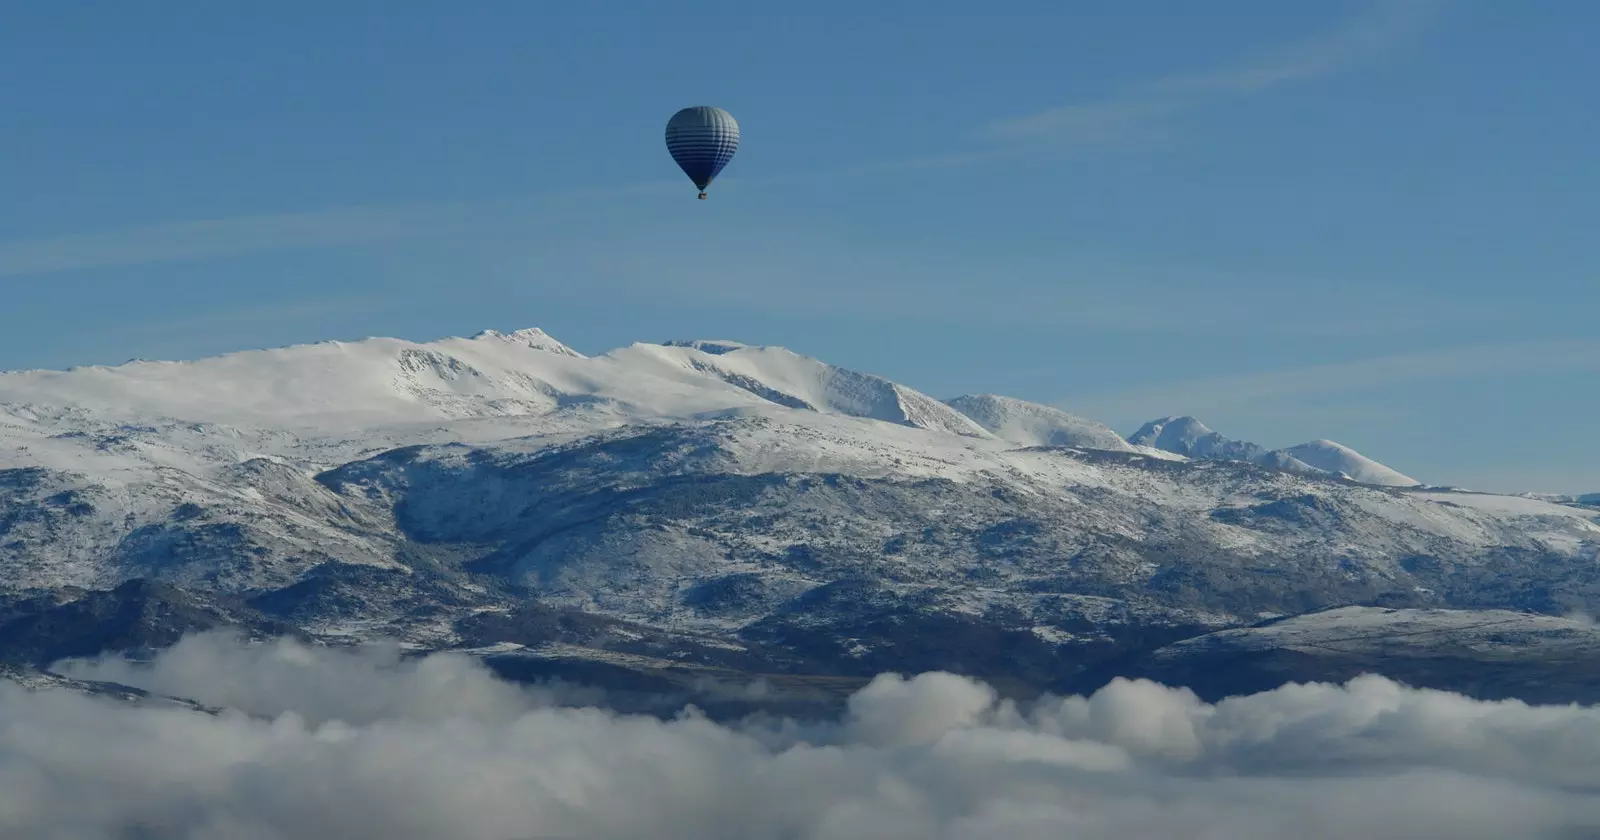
[697,192,707,200]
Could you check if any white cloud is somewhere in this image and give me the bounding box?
[982,1,1436,147]
[4,630,1599,838]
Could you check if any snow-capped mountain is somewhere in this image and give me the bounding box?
[1127,415,1420,487]
[0,328,991,441]
[2,327,1596,699]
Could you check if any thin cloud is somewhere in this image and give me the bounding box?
[1153,1,1431,95]
[0,200,494,278]
[1059,336,1600,421]
[3,630,1598,838]
[982,0,1436,146]
[0,180,679,280]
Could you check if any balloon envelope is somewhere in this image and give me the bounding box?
[665,106,739,195]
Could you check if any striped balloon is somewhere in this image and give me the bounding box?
[664,106,739,199]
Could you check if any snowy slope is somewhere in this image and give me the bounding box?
[607,342,994,438]
[0,328,617,430]
[942,394,1134,452]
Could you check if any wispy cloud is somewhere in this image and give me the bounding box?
[1060,336,1600,421]
[0,180,678,280]
[0,201,485,279]
[981,0,1436,147]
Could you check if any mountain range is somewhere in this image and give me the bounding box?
[2,327,1597,713]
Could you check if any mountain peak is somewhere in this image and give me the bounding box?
[469,327,584,358]
[1129,416,1214,438]
[1127,416,1240,458]
[1163,415,1213,433]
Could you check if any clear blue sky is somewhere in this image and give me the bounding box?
[1,1,1596,493]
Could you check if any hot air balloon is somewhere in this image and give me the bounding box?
[665,106,739,199]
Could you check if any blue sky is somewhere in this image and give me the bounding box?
[1,1,1596,493]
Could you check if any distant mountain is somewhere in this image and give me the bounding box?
[2,327,1593,704]
[1127,415,1420,487]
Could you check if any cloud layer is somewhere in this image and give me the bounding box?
[4,631,1600,839]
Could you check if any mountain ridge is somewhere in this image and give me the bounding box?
[5,327,1418,490]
